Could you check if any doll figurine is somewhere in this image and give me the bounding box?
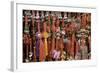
[47,25,52,60]
[42,21,49,60]
[80,35,88,59]
[23,14,30,62]
[51,18,56,60]
[35,19,41,62]
[55,19,61,53]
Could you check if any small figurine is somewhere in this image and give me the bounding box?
[35,20,41,62]
[55,19,61,53]
[80,35,88,59]
[42,21,49,60]
[23,13,30,62]
[47,25,52,60]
